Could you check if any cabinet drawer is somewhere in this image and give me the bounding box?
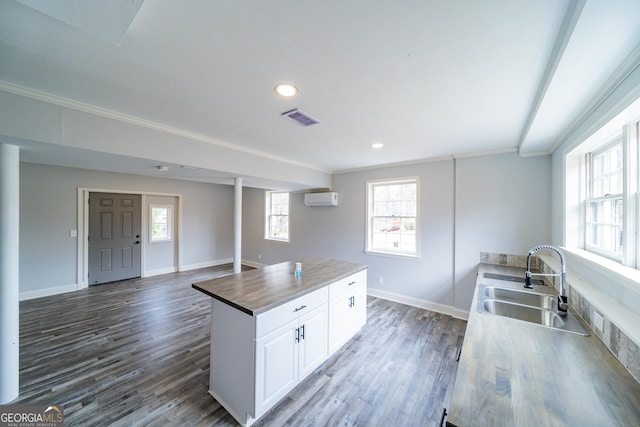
[256,287,328,338]
[329,270,367,299]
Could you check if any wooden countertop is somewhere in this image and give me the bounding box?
[192,257,366,316]
[447,263,640,427]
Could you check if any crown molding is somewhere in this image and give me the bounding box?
[451,146,519,160]
[334,147,522,175]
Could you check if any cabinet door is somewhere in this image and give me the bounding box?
[329,292,355,354]
[352,284,367,330]
[329,283,367,354]
[255,319,299,416]
[298,305,328,379]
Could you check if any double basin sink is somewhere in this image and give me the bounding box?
[477,274,589,336]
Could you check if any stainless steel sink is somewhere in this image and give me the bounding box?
[483,286,556,309]
[477,285,589,336]
[483,299,562,326]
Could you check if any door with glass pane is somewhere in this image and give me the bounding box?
[88,192,142,285]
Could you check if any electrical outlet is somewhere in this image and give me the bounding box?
[378,276,383,285]
[593,310,604,333]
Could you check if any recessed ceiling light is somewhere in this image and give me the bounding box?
[155,165,169,172]
[372,142,384,149]
[275,83,298,97]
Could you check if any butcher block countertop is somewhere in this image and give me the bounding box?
[447,263,640,426]
[192,257,366,316]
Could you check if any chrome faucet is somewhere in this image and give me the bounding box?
[524,245,568,315]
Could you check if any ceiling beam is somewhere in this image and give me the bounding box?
[517,0,586,155]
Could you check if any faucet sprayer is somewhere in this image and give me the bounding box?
[524,245,568,315]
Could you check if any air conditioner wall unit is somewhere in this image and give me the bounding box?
[304,192,338,207]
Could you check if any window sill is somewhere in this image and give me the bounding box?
[364,250,420,260]
[562,247,640,294]
[264,238,290,244]
[556,247,640,348]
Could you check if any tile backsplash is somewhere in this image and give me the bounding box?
[481,251,640,384]
[480,251,533,269]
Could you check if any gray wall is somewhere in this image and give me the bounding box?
[21,151,551,312]
[454,153,551,309]
[242,152,551,313]
[20,162,234,295]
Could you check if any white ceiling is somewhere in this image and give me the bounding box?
[1,0,640,189]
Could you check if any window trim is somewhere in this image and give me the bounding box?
[149,204,173,243]
[265,191,290,243]
[365,177,420,259]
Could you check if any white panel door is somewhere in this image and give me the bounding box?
[88,192,141,285]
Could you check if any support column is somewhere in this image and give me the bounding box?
[0,143,20,403]
[233,178,242,274]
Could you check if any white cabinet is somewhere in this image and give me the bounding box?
[329,270,367,353]
[254,303,327,416]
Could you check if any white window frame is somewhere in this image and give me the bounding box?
[365,177,419,259]
[265,191,290,242]
[149,204,173,243]
[580,121,638,267]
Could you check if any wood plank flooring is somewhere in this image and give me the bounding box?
[13,265,466,426]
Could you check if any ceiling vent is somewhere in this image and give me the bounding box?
[282,109,319,127]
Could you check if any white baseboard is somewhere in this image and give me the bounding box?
[241,259,266,269]
[367,288,469,321]
[20,283,78,301]
[144,266,178,277]
[180,258,234,272]
[19,258,240,301]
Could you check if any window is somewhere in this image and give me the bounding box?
[574,118,639,266]
[366,177,418,257]
[585,139,624,260]
[150,205,172,242]
[265,191,289,242]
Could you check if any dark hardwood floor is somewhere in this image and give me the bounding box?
[14,265,466,426]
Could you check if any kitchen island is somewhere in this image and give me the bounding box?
[192,257,367,426]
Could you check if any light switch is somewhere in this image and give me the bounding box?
[70,230,78,237]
